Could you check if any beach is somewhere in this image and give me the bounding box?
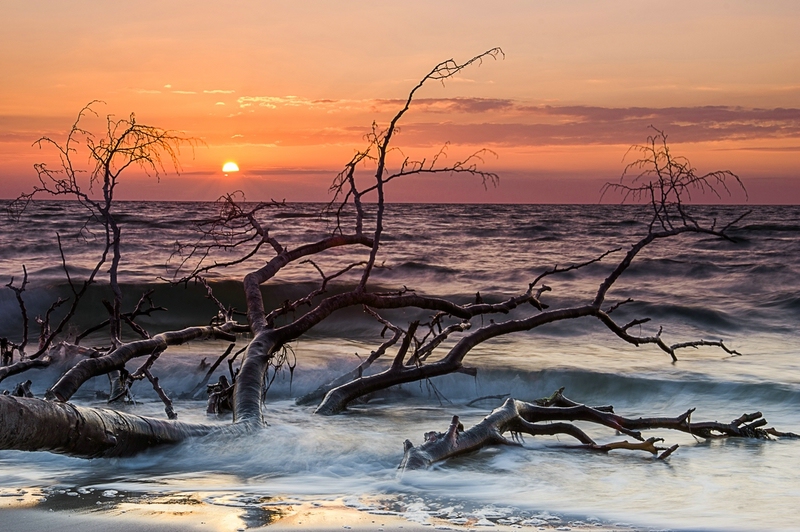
[1,487,638,531]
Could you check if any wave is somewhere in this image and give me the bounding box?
[15,360,795,424]
[741,223,800,232]
[1,272,795,343]
[392,261,459,275]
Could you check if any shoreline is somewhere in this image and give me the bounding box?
[0,487,638,532]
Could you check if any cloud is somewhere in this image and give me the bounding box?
[372,98,515,114]
[245,167,340,177]
[522,105,800,125]
[216,103,799,148]
[172,90,197,95]
[237,95,327,109]
[382,105,800,147]
[714,145,800,152]
[133,89,161,94]
[175,170,217,176]
[0,132,39,142]
[226,142,279,148]
[236,95,518,114]
[204,89,236,94]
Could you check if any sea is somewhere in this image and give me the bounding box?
[1,200,799,531]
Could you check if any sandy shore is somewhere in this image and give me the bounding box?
[0,487,635,532]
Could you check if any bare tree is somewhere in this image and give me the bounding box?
[1,50,795,463]
[9,103,193,347]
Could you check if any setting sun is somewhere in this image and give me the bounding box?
[222,161,239,173]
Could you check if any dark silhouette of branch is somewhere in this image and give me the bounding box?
[325,49,504,292]
[75,290,166,345]
[4,266,30,359]
[168,193,288,284]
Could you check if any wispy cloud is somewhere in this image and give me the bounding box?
[0,132,38,142]
[236,95,517,114]
[372,98,515,114]
[521,105,800,125]
[246,167,340,176]
[172,90,197,95]
[204,89,236,94]
[713,145,800,152]
[237,95,328,109]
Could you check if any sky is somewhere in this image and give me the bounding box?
[1,0,798,203]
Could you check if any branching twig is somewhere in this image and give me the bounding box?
[5,266,30,357]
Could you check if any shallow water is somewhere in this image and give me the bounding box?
[1,201,799,531]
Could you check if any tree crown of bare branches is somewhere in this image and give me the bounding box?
[601,127,747,233]
[5,102,195,356]
[9,101,194,221]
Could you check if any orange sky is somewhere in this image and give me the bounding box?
[1,1,798,203]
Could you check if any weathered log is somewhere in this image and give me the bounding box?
[296,307,404,406]
[187,343,237,400]
[314,306,597,415]
[0,343,103,385]
[207,375,234,415]
[0,395,214,458]
[399,394,799,470]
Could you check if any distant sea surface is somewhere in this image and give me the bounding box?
[1,201,799,531]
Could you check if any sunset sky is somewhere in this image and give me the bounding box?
[1,1,798,203]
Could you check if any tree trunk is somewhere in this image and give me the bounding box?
[0,395,214,458]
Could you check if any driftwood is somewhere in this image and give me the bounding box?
[399,390,799,470]
[0,395,213,458]
[0,50,795,465]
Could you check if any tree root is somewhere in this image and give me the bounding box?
[399,389,799,470]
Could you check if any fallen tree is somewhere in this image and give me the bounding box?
[0,394,215,458]
[1,49,796,464]
[399,388,799,471]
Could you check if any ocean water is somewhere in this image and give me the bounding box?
[1,201,799,531]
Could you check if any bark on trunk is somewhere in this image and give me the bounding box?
[0,395,214,458]
[232,330,281,424]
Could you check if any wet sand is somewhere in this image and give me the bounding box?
[0,487,635,532]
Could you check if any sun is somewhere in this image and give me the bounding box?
[222,161,239,173]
